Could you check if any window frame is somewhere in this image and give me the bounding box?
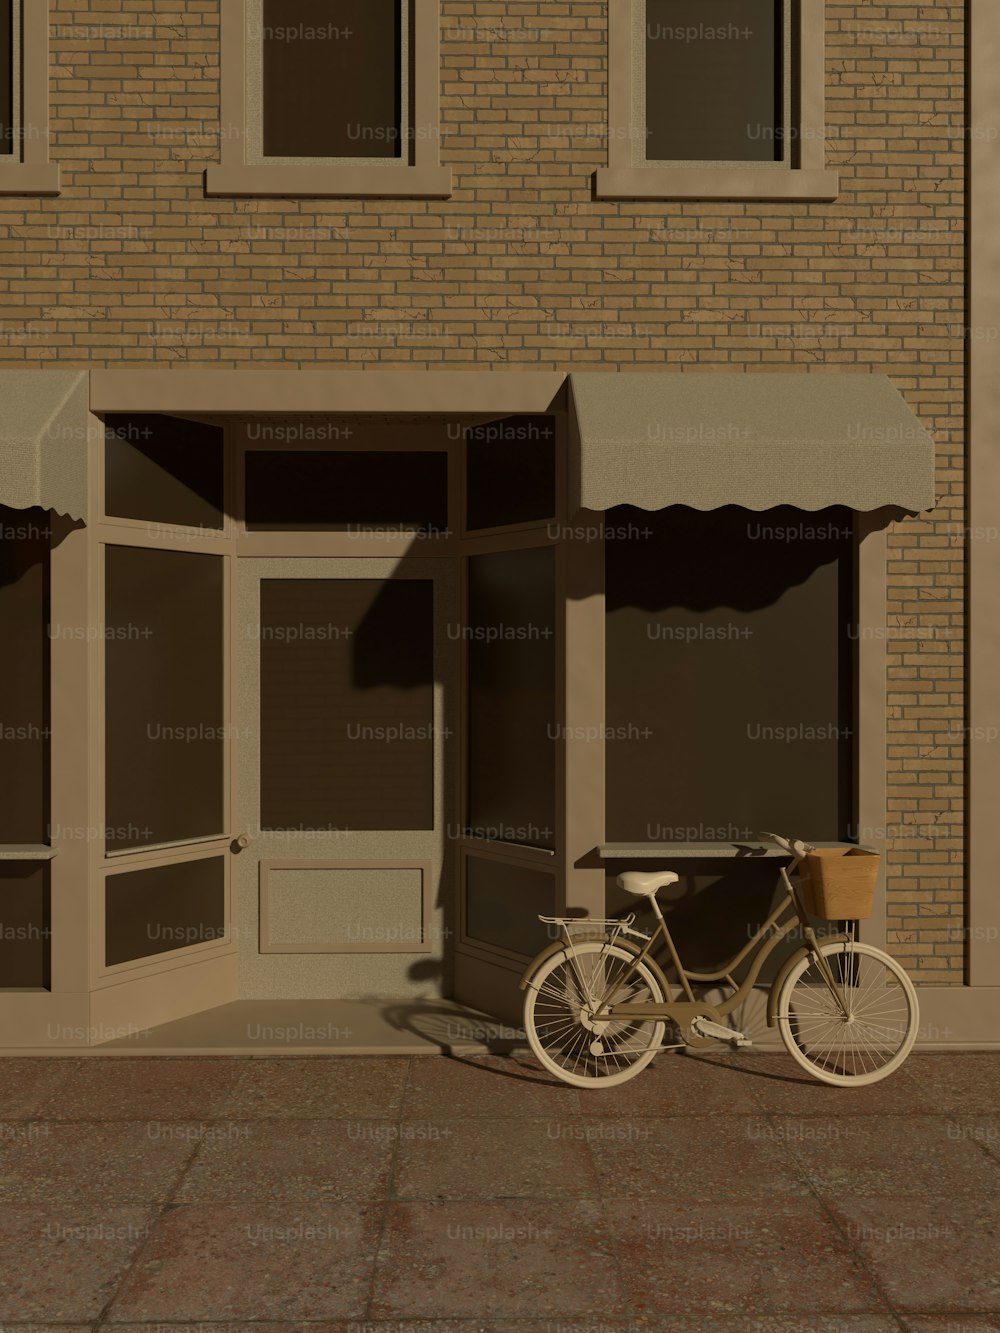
[0,0,59,196]
[206,0,452,199]
[596,0,837,201]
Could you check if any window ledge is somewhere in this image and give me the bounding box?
[594,167,839,202]
[205,163,453,200]
[0,163,60,196]
[0,845,57,861]
[599,841,869,859]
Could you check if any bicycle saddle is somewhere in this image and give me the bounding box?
[617,870,679,898]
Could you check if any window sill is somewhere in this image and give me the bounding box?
[598,841,869,859]
[0,845,57,861]
[0,163,61,196]
[205,163,453,200]
[594,167,839,202]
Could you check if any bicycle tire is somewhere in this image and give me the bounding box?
[523,939,667,1088]
[775,940,919,1086]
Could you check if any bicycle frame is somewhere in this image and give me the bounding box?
[591,858,851,1027]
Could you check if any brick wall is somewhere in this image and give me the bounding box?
[0,1,966,980]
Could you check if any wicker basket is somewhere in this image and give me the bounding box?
[797,847,880,920]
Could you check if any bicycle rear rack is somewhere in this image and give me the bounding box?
[537,914,650,948]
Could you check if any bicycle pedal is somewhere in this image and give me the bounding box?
[691,1017,751,1046]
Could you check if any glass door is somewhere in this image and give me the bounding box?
[235,556,458,999]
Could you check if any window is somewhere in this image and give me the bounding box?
[104,415,226,532]
[105,856,226,967]
[645,0,786,163]
[597,0,837,200]
[605,506,855,843]
[0,864,50,988]
[0,0,12,156]
[104,547,226,853]
[254,0,404,161]
[464,854,555,959]
[0,506,49,846]
[0,0,59,195]
[245,450,448,533]
[467,548,557,851]
[207,0,451,198]
[259,578,435,832]
[464,416,557,534]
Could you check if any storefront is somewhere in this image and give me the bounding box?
[0,367,941,1048]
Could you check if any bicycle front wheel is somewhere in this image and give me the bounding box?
[524,941,666,1088]
[775,940,918,1086]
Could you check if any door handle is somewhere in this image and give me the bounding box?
[232,834,251,851]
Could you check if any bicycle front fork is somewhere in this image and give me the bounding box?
[803,925,853,1018]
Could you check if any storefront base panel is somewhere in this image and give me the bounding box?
[454,948,530,1030]
[88,951,240,1045]
[0,993,92,1049]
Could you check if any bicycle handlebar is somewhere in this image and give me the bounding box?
[757,831,814,860]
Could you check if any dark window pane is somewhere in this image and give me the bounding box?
[0,0,12,157]
[262,0,402,159]
[260,579,434,831]
[646,0,782,162]
[105,547,225,851]
[245,451,448,533]
[465,855,554,957]
[467,549,556,850]
[466,416,557,532]
[605,507,854,844]
[0,506,49,845]
[104,415,225,530]
[105,856,226,966]
[0,863,50,989]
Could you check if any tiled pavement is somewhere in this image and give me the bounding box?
[1,1051,999,1330]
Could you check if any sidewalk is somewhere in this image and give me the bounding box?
[1,1049,998,1329]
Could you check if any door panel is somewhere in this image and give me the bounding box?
[236,557,457,999]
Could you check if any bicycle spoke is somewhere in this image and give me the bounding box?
[779,943,917,1085]
[524,943,666,1086]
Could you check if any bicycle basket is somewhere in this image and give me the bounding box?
[797,847,879,919]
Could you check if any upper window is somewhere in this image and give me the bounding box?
[597,0,837,200]
[0,0,14,159]
[251,0,404,163]
[643,0,787,164]
[207,0,451,198]
[0,0,59,195]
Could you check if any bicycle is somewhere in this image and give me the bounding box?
[520,832,919,1088]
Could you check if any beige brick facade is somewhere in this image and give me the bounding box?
[0,1,966,981]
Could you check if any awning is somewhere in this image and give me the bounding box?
[0,370,89,520]
[568,372,936,513]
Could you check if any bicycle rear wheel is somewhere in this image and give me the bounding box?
[775,940,918,1086]
[523,940,666,1087]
